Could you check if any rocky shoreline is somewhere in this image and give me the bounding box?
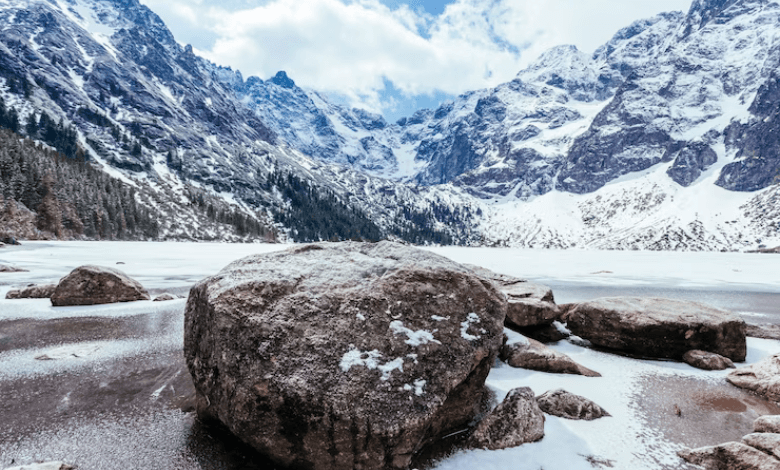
[2,241,780,469]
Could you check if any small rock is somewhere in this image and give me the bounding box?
[678,441,780,470]
[51,265,150,306]
[0,264,28,273]
[505,298,561,329]
[683,350,736,370]
[153,293,178,302]
[746,324,780,341]
[1,236,20,245]
[468,387,545,450]
[6,284,57,299]
[742,433,780,459]
[4,462,75,470]
[755,415,780,434]
[500,336,600,377]
[728,355,780,402]
[536,389,610,420]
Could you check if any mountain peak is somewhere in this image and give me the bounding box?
[271,71,296,89]
[685,0,769,32]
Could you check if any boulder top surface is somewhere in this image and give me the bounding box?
[569,297,742,324]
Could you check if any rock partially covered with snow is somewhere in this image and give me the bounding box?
[678,441,780,470]
[50,265,150,306]
[502,281,555,304]
[468,387,545,450]
[563,298,746,361]
[728,355,780,402]
[536,389,610,421]
[6,284,57,299]
[500,335,600,377]
[4,462,75,470]
[153,293,178,302]
[683,350,735,371]
[184,241,506,470]
[755,416,780,434]
[0,264,28,273]
[742,433,780,460]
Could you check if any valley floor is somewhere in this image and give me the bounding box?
[1,242,779,470]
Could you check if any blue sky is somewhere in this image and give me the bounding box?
[139,0,692,121]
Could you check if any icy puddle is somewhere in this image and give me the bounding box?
[1,242,779,470]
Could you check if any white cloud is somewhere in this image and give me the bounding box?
[139,0,692,113]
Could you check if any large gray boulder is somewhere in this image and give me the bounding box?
[51,265,150,306]
[468,387,545,450]
[184,242,507,470]
[505,298,561,329]
[536,389,610,421]
[563,297,746,361]
[728,355,780,402]
[500,335,600,377]
[6,284,57,299]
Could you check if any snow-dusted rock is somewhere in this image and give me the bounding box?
[153,293,178,302]
[51,265,150,306]
[678,441,780,470]
[502,281,555,304]
[742,433,780,460]
[468,387,545,450]
[500,336,600,377]
[563,298,746,361]
[184,241,506,470]
[683,350,736,370]
[0,264,28,273]
[755,416,780,434]
[746,324,780,341]
[4,462,75,470]
[728,354,780,402]
[536,389,610,421]
[6,284,57,299]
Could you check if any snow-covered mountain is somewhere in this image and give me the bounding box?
[0,0,476,243]
[0,0,778,250]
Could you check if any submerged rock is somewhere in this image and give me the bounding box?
[184,242,506,470]
[683,350,736,370]
[536,389,610,420]
[563,297,746,361]
[468,387,545,450]
[500,335,600,377]
[6,284,57,299]
[728,355,780,402]
[51,265,150,306]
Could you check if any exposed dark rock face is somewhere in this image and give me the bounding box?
[500,336,601,377]
[51,265,150,306]
[683,350,735,370]
[728,354,780,401]
[667,142,718,186]
[536,389,610,420]
[718,73,780,191]
[468,387,545,450]
[184,242,506,470]
[563,297,746,361]
[6,284,57,299]
[505,299,561,329]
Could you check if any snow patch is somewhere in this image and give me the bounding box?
[390,320,441,346]
[460,312,481,341]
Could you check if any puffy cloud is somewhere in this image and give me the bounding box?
[139,0,691,113]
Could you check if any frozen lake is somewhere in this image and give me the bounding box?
[1,242,779,470]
